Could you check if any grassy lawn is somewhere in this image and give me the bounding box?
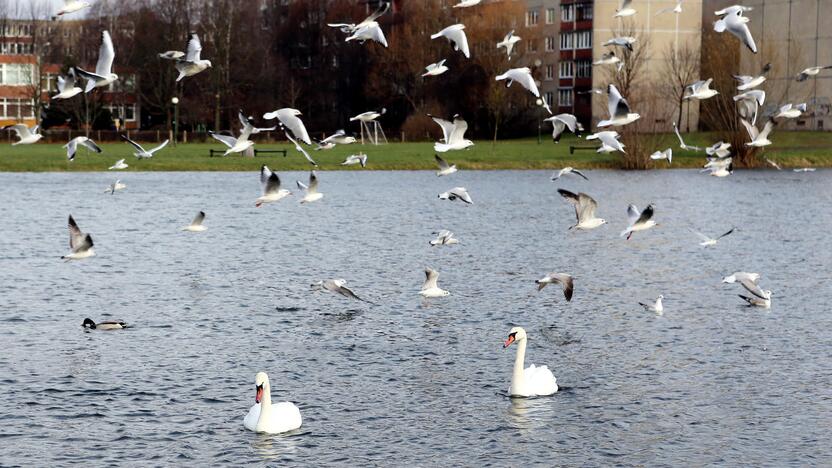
[1,131,830,172]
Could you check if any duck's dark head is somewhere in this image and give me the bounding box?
[82,318,96,329]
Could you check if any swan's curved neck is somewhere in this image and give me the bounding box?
[260,382,272,412]
[512,339,527,390]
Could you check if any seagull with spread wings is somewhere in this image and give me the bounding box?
[61,215,95,261]
[121,135,170,159]
[255,165,291,207]
[263,108,311,145]
[296,171,323,203]
[4,124,43,145]
[64,136,102,161]
[557,189,606,230]
[438,187,473,204]
[535,273,574,301]
[431,24,470,58]
[329,2,390,47]
[181,211,207,232]
[495,67,540,98]
[551,167,588,181]
[621,204,657,239]
[420,268,450,298]
[672,121,703,151]
[690,227,736,246]
[597,84,640,127]
[175,33,212,81]
[75,31,118,92]
[434,154,458,176]
[497,30,521,60]
[714,6,757,54]
[430,114,474,152]
[544,114,583,142]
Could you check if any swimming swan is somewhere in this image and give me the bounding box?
[503,327,558,397]
[243,372,302,434]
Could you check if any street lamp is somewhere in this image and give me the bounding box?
[535,98,544,144]
[171,97,180,147]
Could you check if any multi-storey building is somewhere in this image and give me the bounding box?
[523,0,561,118]
[558,0,594,126]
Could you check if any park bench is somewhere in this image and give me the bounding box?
[209,148,288,157]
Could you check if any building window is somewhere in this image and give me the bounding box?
[578,3,593,20]
[527,39,537,53]
[559,61,574,79]
[107,104,137,122]
[577,60,592,78]
[559,32,573,50]
[0,98,35,119]
[526,9,539,26]
[546,8,557,24]
[561,4,575,22]
[544,91,555,109]
[558,88,574,107]
[576,30,592,49]
[0,63,33,85]
[545,36,556,52]
[545,64,554,80]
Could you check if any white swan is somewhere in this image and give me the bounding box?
[503,327,558,397]
[243,372,302,434]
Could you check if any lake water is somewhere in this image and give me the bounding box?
[1,169,831,466]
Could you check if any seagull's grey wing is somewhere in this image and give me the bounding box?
[308,171,319,193]
[148,139,170,154]
[557,188,580,205]
[95,31,115,76]
[296,180,308,190]
[65,138,78,160]
[607,84,627,118]
[549,273,574,301]
[191,211,205,226]
[451,187,472,204]
[184,33,202,62]
[364,1,390,23]
[435,154,450,170]
[80,138,102,153]
[689,228,712,242]
[430,115,454,142]
[448,117,469,144]
[120,134,145,153]
[76,234,94,253]
[209,131,237,148]
[740,278,767,299]
[635,205,654,225]
[423,268,439,290]
[553,113,578,132]
[717,228,735,240]
[571,169,589,180]
[758,119,775,139]
[739,118,758,140]
[68,215,83,249]
[627,204,641,225]
[726,13,758,54]
[285,131,317,166]
[260,164,273,185]
[549,119,566,142]
[577,193,598,220]
[5,124,29,138]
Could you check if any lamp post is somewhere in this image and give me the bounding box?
[536,98,544,144]
[171,97,179,147]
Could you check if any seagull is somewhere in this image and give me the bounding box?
[597,84,640,127]
[52,68,82,100]
[706,141,732,158]
[255,165,291,207]
[551,167,588,181]
[497,30,521,60]
[181,211,206,232]
[453,0,481,7]
[108,159,128,170]
[209,112,261,156]
[105,179,126,195]
[796,65,832,82]
[722,272,760,284]
[734,89,766,124]
[296,171,323,203]
[82,318,126,330]
[602,36,637,51]
[765,158,782,170]
[75,31,118,92]
[430,114,474,152]
[121,135,170,159]
[714,5,754,15]
[350,109,385,123]
[650,148,673,164]
[621,204,657,239]
[615,0,636,17]
[495,67,540,98]
[430,230,459,246]
[55,0,90,17]
[341,153,368,167]
[434,154,457,176]
[263,108,311,145]
[4,124,43,145]
[422,59,449,78]
[419,268,449,298]
[64,136,102,161]
[557,189,606,230]
[793,167,816,172]
[158,50,185,60]
[544,114,583,142]
[61,215,95,261]
[691,227,735,246]
[705,158,733,177]
[586,130,625,153]
[736,279,772,308]
[593,51,623,72]
[733,66,770,90]
[175,33,212,81]
[535,273,574,301]
[313,279,371,302]
[655,0,682,15]
[672,121,703,151]
[740,118,775,147]
[315,130,356,149]
[431,24,470,58]
[639,295,664,315]
[329,1,390,47]
[438,187,472,204]
[284,130,318,166]
[714,7,757,54]
[684,79,719,100]
[773,103,807,120]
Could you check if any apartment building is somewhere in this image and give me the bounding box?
[523,0,561,118]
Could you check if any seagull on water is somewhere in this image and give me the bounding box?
[734,278,772,308]
[296,171,323,203]
[586,131,625,153]
[796,65,832,82]
[64,137,102,161]
[740,118,775,147]
[438,187,472,204]
[621,204,657,239]
[75,31,118,92]
[52,68,82,100]
[639,295,664,315]
[329,2,390,47]
[714,7,757,54]
[551,167,588,181]
[615,0,637,17]
[423,59,449,77]
[544,114,583,142]
[557,189,606,230]
[108,159,128,170]
[684,79,719,100]
[672,121,703,151]
[650,148,673,164]
[174,33,212,81]
[434,154,458,176]
[597,84,640,127]
[602,36,636,51]
[495,67,540,98]
[105,179,126,195]
[793,167,816,172]
[431,24,470,58]
[773,103,807,120]
[255,165,291,207]
[181,211,207,232]
[535,273,574,301]
[313,279,371,302]
[121,135,170,159]
[420,268,449,297]
[4,124,43,145]
[430,114,474,152]
[341,153,368,167]
[430,230,459,246]
[263,108,311,145]
[61,215,95,261]
[497,30,521,60]
[690,227,736,246]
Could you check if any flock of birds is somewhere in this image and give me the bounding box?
[20,0,826,435]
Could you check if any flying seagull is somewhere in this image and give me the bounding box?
[796,65,832,82]
[341,153,368,167]
[650,148,673,164]
[255,165,291,207]
[419,268,450,298]
[765,158,782,170]
[535,273,574,301]
[544,114,583,142]
[557,189,606,230]
[602,36,636,51]
[430,114,474,152]
[434,154,458,176]
[181,211,207,232]
[284,130,318,166]
[773,103,807,120]
[551,167,588,181]
[586,130,625,153]
[672,121,703,151]
[714,7,757,54]
[75,31,118,92]
[722,272,760,284]
[497,30,521,60]
[597,84,640,127]
[209,111,264,156]
[121,135,170,159]
[438,187,473,204]
[56,1,90,17]
[61,215,95,261]
[52,68,82,100]
[593,51,624,72]
[423,59,449,77]
[431,24,470,58]
[621,204,657,239]
[615,0,636,17]
[736,278,772,308]
[108,159,128,170]
[4,124,43,145]
[793,167,816,172]
[453,0,482,7]
[733,64,770,90]
[639,295,664,315]
[329,1,390,47]
[740,118,775,147]
[495,67,540,98]
[430,230,459,246]
[263,108,311,145]
[175,33,212,81]
[350,109,385,123]
[315,130,356,149]
[706,141,732,158]
[313,279,372,302]
[704,158,733,177]
[734,89,766,125]
[684,79,719,100]
[296,171,323,203]
[691,227,736,246]
[158,50,185,60]
[64,136,102,161]
[105,179,126,195]
[655,0,683,15]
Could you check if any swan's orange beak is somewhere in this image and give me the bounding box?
[503,335,515,348]
[255,384,263,403]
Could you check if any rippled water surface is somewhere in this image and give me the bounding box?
[1,169,831,466]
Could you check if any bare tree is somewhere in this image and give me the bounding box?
[658,40,700,131]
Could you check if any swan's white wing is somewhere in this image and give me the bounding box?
[210,131,237,148]
[184,33,202,63]
[95,31,115,76]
